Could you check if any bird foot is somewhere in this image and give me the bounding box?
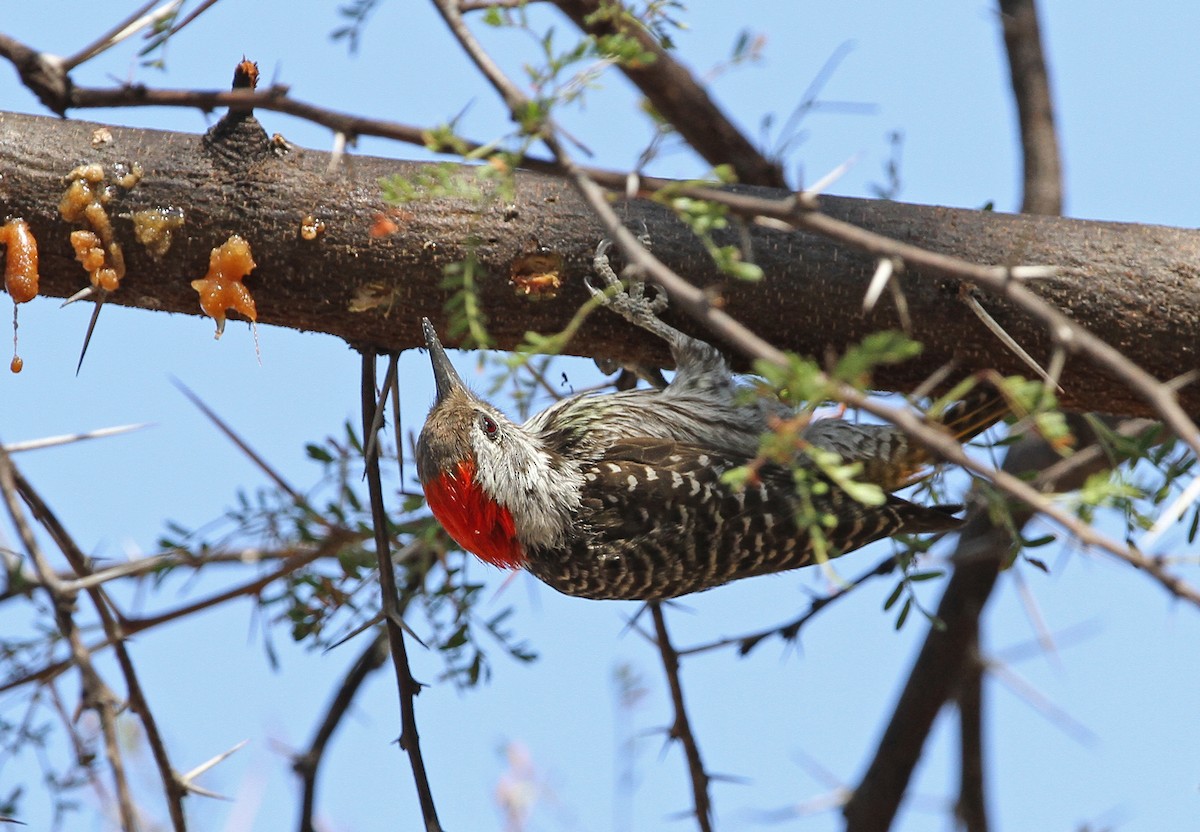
[587,238,668,327]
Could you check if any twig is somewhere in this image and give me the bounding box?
[677,554,899,657]
[11,466,189,828]
[360,352,443,831]
[118,539,343,633]
[649,603,714,832]
[0,535,351,696]
[0,445,141,831]
[840,389,1200,604]
[552,0,787,187]
[60,0,180,71]
[0,538,357,606]
[779,208,1200,463]
[295,631,389,832]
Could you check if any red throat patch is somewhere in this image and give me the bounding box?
[423,459,525,570]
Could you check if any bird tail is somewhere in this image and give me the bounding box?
[932,379,1011,444]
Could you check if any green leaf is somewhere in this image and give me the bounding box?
[883,580,905,611]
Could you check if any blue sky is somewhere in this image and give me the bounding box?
[1,2,1198,831]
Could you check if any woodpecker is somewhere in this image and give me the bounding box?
[416,241,1002,600]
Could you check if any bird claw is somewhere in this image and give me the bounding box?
[588,237,668,322]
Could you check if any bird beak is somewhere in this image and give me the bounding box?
[422,317,466,403]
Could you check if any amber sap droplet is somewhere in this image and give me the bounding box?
[0,218,40,304]
[9,355,22,374]
[131,207,185,259]
[191,235,258,338]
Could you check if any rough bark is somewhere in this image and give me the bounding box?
[1,110,1197,419]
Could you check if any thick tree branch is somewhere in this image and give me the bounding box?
[551,0,788,188]
[1,111,1196,420]
[842,415,1137,832]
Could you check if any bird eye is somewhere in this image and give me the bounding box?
[480,414,499,439]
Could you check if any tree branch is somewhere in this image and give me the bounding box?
[999,0,1063,215]
[955,645,989,832]
[361,353,443,832]
[842,415,1142,831]
[294,631,389,832]
[649,603,714,832]
[551,0,788,187]
[1,109,1195,419]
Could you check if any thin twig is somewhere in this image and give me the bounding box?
[0,445,142,831]
[841,389,1200,603]
[60,0,178,71]
[0,535,351,696]
[678,554,899,657]
[295,631,389,832]
[649,603,714,832]
[552,0,787,187]
[360,352,443,831]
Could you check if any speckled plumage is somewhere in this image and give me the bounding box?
[415,241,998,600]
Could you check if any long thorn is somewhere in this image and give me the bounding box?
[362,353,399,475]
[61,285,96,307]
[75,297,105,375]
[171,378,304,503]
[4,423,151,454]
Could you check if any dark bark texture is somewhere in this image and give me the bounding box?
[1,110,1197,418]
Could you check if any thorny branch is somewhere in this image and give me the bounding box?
[11,465,189,830]
[677,554,900,657]
[0,444,142,831]
[360,353,443,832]
[294,631,390,832]
[649,603,714,832]
[0,534,352,695]
[0,543,350,604]
[0,50,1196,424]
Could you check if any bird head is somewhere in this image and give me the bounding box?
[416,319,580,570]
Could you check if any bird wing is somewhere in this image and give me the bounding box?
[526,437,961,600]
